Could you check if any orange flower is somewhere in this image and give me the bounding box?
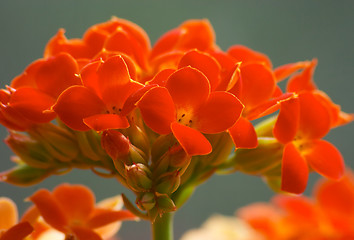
[222,46,296,149]
[150,19,217,61]
[273,92,345,194]
[238,170,354,240]
[45,17,151,71]
[0,53,80,131]
[0,197,33,240]
[137,66,243,156]
[53,55,143,131]
[28,184,136,240]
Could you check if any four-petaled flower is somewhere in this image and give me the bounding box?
[137,66,243,156]
[29,184,136,240]
[53,55,143,131]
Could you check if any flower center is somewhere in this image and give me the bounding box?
[105,105,122,115]
[177,111,193,127]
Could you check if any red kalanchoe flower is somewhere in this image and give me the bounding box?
[0,53,80,131]
[29,184,136,240]
[273,92,345,194]
[53,55,143,131]
[137,66,243,156]
[45,17,151,71]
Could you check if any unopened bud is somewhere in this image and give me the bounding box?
[5,132,54,169]
[0,164,52,186]
[101,130,130,161]
[75,130,106,161]
[156,195,176,213]
[153,145,190,178]
[137,192,156,211]
[233,137,283,175]
[125,163,153,192]
[155,171,181,194]
[28,123,79,162]
[121,123,150,156]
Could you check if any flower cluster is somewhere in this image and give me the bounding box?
[236,170,354,240]
[0,184,136,240]
[181,170,354,240]
[0,17,352,230]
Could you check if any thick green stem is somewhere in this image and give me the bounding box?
[152,212,174,240]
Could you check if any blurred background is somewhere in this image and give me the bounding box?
[0,1,353,239]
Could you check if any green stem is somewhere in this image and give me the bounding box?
[152,212,174,240]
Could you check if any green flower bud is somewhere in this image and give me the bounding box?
[125,163,153,192]
[155,171,181,194]
[5,132,54,168]
[136,192,156,211]
[0,164,53,186]
[28,123,79,162]
[156,194,176,213]
[232,137,283,175]
[75,130,106,161]
[121,123,150,156]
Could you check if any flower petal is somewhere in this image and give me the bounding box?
[87,209,136,229]
[9,88,56,123]
[0,221,33,240]
[146,69,175,87]
[287,59,317,93]
[171,122,212,156]
[228,117,258,149]
[238,63,275,109]
[34,53,81,98]
[137,87,176,134]
[274,61,311,82]
[52,184,95,223]
[304,140,344,180]
[29,189,68,232]
[281,143,309,194]
[227,45,272,68]
[178,50,221,90]
[273,97,300,144]
[166,66,210,109]
[315,172,354,221]
[53,86,105,131]
[0,197,18,229]
[71,226,102,240]
[195,91,243,134]
[298,92,331,139]
[83,114,129,131]
[97,55,132,94]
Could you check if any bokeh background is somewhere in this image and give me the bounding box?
[0,1,353,239]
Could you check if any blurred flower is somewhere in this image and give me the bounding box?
[180,215,264,240]
[238,170,354,240]
[28,183,137,240]
[0,197,33,240]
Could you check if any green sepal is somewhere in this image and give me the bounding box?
[0,164,53,186]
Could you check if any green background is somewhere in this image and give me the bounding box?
[0,1,353,239]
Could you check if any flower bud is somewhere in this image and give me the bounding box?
[28,123,79,162]
[232,137,283,175]
[153,145,190,178]
[101,130,130,161]
[5,132,54,168]
[75,130,106,161]
[156,194,176,213]
[136,192,156,211]
[0,164,52,186]
[125,163,153,192]
[121,123,150,156]
[155,171,181,194]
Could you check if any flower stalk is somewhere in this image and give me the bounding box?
[152,212,174,240]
